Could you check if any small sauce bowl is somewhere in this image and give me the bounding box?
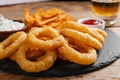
[77,18,105,29]
[0,20,26,41]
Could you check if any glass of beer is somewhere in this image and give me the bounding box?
[91,0,120,26]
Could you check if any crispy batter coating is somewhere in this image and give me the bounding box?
[59,43,97,65]
[61,28,102,50]
[62,21,107,43]
[0,32,26,59]
[27,27,65,50]
[16,42,57,73]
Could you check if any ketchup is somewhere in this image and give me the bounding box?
[82,19,102,25]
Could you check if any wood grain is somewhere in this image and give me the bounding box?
[0,1,120,80]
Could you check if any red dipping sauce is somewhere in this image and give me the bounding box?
[82,19,102,25]
[77,18,105,29]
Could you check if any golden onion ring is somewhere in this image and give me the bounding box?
[59,43,97,65]
[62,21,107,43]
[27,27,65,50]
[0,32,26,59]
[15,42,57,73]
[61,28,102,50]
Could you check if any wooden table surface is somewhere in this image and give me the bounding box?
[0,1,120,80]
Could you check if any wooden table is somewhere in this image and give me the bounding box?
[0,1,120,80]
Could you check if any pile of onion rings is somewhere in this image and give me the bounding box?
[57,21,107,65]
[0,8,107,73]
[9,27,63,73]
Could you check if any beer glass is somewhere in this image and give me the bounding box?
[91,0,120,26]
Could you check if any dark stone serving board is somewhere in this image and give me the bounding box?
[0,29,120,77]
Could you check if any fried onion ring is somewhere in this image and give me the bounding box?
[93,28,107,37]
[0,32,26,60]
[10,48,43,61]
[9,52,17,61]
[59,43,97,65]
[15,43,57,73]
[62,21,107,43]
[27,27,65,50]
[61,28,102,50]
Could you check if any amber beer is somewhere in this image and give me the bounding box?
[91,0,120,26]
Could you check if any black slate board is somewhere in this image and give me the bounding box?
[0,29,120,77]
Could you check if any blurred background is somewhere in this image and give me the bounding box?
[0,0,90,6]
[0,0,51,6]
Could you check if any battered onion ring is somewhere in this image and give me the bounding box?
[10,48,43,61]
[93,28,107,37]
[61,28,102,50]
[0,32,26,60]
[62,21,107,43]
[57,51,68,61]
[27,27,65,50]
[15,43,57,73]
[10,52,17,61]
[59,43,97,65]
